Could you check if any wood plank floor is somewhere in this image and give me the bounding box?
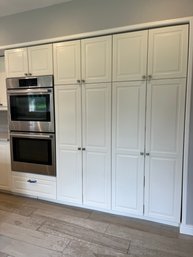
[0,192,193,257]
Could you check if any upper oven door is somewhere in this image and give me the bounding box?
[7,88,55,132]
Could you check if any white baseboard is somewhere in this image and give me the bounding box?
[180,224,193,236]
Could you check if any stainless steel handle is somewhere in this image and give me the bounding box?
[11,133,53,139]
[7,88,52,94]
[27,179,37,183]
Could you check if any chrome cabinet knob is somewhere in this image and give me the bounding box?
[140,152,144,156]
[146,153,150,156]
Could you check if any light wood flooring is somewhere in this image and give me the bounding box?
[0,192,192,257]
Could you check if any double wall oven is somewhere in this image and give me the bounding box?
[7,75,56,176]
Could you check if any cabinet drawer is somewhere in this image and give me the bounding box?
[12,172,56,200]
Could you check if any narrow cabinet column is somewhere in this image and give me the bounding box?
[82,83,111,209]
[55,85,82,204]
[145,79,186,223]
[112,81,146,215]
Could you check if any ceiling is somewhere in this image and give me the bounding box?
[0,0,72,17]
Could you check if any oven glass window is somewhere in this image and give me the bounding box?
[10,94,50,121]
[12,137,52,165]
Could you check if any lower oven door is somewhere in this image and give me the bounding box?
[10,132,56,176]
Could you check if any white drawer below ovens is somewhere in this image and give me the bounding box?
[12,172,56,200]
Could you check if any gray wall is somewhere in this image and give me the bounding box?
[0,0,193,46]
[0,0,193,225]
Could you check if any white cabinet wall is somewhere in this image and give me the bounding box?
[112,24,188,223]
[0,141,11,191]
[54,35,112,209]
[0,57,7,109]
[5,44,53,78]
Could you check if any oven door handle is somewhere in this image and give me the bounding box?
[10,133,54,139]
[7,89,52,94]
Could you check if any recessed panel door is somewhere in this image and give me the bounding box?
[148,25,188,79]
[82,83,111,209]
[113,30,148,81]
[55,85,82,204]
[112,81,146,215]
[81,36,112,83]
[145,78,186,223]
[53,41,81,85]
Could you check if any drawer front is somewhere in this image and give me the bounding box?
[12,173,56,200]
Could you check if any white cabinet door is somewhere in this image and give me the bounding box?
[82,83,111,209]
[113,31,148,82]
[81,36,112,83]
[145,78,186,223]
[148,25,188,79]
[55,85,82,204]
[112,81,146,215]
[5,48,28,78]
[0,141,11,191]
[54,41,81,85]
[28,44,53,76]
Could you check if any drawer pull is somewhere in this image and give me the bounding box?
[27,179,37,184]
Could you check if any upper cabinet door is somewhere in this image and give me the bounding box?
[148,25,189,79]
[53,41,81,85]
[5,48,28,78]
[81,36,112,83]
[28,44,53,76]
[113,30,148,82]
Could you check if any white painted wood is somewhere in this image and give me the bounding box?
[28,44,53,76]
[145,78,186,223]
[113,30,148,81]
[112,81,146,215]
[148,25,189,79]
[53,41,81,85]
[55,85,82,204]
[11,172,56,200]
[81,36,112,83]
[5,48,28,77]
[82,83,111,209]
[0,141,11,191]
[5,44,53,78]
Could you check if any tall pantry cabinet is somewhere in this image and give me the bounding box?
[54,23,188,224]
[112,25,188,223]
[54,36,112,209]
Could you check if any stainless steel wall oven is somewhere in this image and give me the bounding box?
[7,75,56,176]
